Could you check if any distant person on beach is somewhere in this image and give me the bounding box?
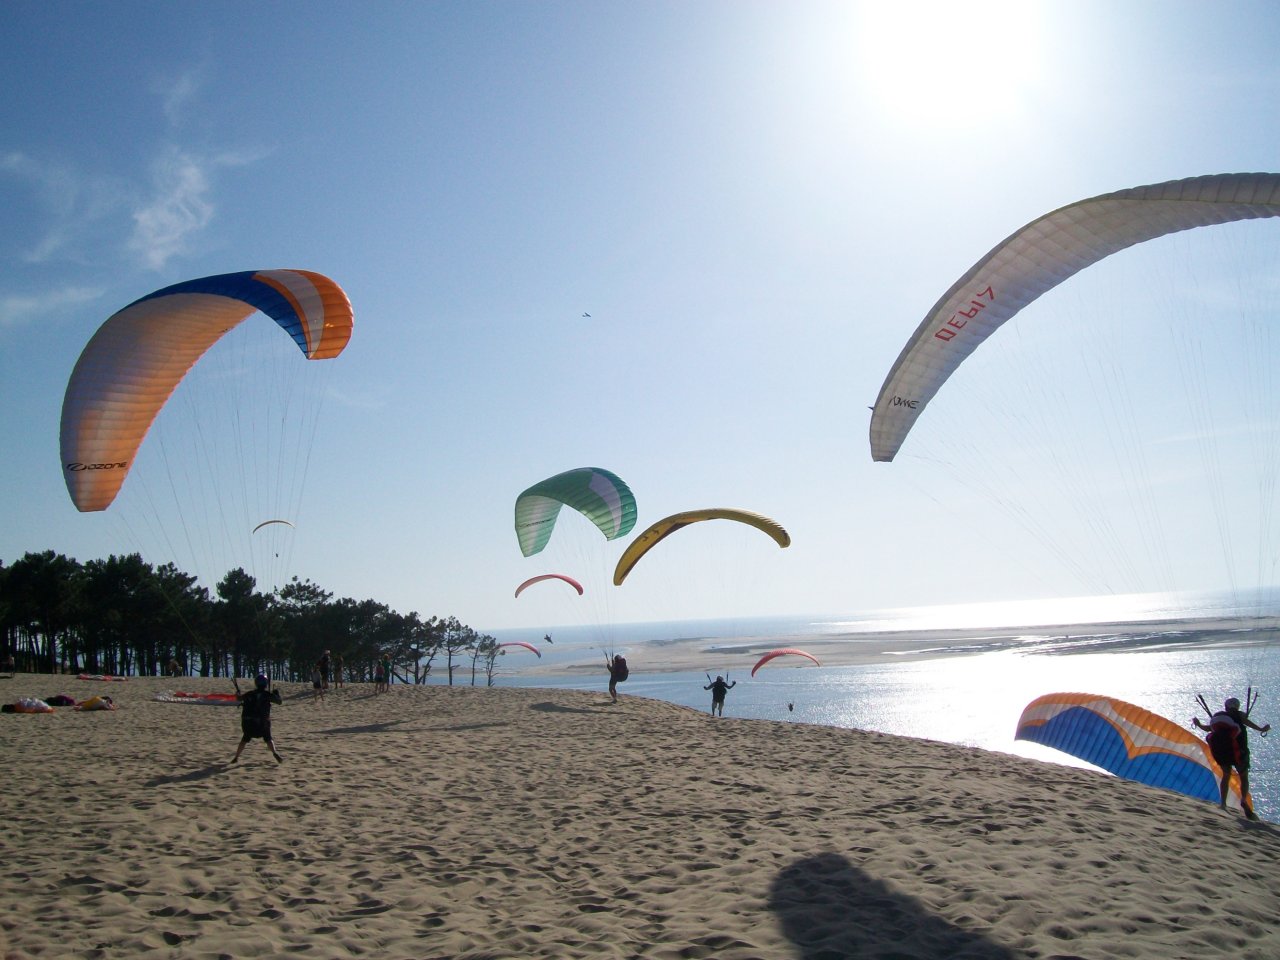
[318,649,331,690]
[704,675,736,716]
[311,663,325,702]
[167,657,182,677]
[332,653,344,689]
[378,653,392,693]
[232,674,284,764]
[1193,696,1271,820]
[374,658,386,693]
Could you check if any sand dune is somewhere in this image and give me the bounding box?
[2,673,1278,959]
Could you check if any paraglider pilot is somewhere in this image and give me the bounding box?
[1193,696,1270,820]
[704,675,736,717]
[232,674,284,764]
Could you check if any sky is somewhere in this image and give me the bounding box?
[5,0,1280,633]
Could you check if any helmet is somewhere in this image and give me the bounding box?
[1226,697,1241,711]
[255,674,269,690]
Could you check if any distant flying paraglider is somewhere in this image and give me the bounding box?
[613,508,790,586]
[514,574,585,599]
[252,519,296,535]
[869,173,1280,463]
[61,270,354,512]
[750,649,820,677]
[497,642,541,658]
[1015,692,1249,810]
[514,467,637,558]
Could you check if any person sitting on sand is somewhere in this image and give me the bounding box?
[232,674,284,764]
[703,675,736,717]
[1193,696,1270,820]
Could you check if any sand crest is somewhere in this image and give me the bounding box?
[2,673,1278,959]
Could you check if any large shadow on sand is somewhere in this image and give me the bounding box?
[768,852,1018,960]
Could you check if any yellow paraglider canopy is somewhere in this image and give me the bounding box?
[612,508,790,586]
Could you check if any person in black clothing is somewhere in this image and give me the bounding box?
[232,674,284,764]
[605,654,627,703]
[703,675,736,716]
[1193,696,1270,819]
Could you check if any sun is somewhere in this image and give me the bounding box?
[853,1,1046,131]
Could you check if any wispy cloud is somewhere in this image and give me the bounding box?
[1,151,123,264]
[0,285,102,328]
[152,65,205,127]
[127,146,217,270]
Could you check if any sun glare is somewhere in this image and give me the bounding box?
[855,1,1045,130]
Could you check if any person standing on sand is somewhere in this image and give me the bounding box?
[379,653,392,693]
[311,662,325,702]
[1193,696,1271,820]
[604,653,628,703]
[318,649,331,690]
[232,674,284,764]
[332,652,344,689]
[704,675,736,716]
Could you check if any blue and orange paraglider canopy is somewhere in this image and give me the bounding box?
[1015,692,1249,810]
[61,270,353,512]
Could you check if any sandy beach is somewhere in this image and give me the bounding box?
[3,672,1279,959]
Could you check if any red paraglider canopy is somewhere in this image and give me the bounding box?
[497,641,541,658]
[750,648,820,677]
[514,574,584,599]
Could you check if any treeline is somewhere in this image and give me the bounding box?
[0,550,503,685]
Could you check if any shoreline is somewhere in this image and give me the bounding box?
[514,613,1278,677]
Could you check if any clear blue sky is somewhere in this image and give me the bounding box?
[5,1,1280,631]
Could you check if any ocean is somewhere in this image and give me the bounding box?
[481,589,1280,822]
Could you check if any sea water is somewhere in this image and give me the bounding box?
[482,590,1280,822]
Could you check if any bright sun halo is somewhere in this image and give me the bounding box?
[855,1,1044,130]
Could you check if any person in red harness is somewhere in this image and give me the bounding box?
[1194,696,1270,820]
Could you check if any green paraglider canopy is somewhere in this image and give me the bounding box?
[514,467,637,557]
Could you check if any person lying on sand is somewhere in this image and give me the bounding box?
[232,674,284,764]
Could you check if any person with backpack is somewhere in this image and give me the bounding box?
[703,674,736,716]
[1193,696,1270,820]
[232,674,284,764]
[605,653,628,703]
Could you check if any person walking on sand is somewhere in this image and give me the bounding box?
[232,674,284,764]
[1193,696,1271,820]
[604,653,628,703]
[311,662,325,702]
[703,675,736,716]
